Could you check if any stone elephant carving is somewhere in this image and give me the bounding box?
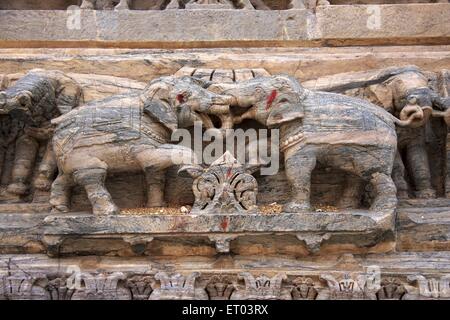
[0,69,82,201]
[208,75,422,212]
[80,0,130,10]
[431,69,450,197]
[49,76,232,215]
[304,66,446,199]
[346,68,447,199]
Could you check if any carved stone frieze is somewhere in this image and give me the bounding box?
[73,272,128,300]
[290,277,318,300]
[0,274,37,300]
[44,276,76,300]
[181,152,258,214]
[376,278,406,300]
[150,272,208,300]
[318,272,380,300]
[230,273,291,300]
[405,274,450,300]
[125,275,154,300]
[205,275,236,300]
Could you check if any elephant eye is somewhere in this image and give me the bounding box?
[18,94,31,107]
[176,94,185,104]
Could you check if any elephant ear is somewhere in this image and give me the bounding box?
[143,99,178,133]
[365,83,395,113]
[266,103,304,127]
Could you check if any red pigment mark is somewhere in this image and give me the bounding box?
[226,167,233,179]
[220,217,229,231]
[176,94,185,104]
[266,90,277,110]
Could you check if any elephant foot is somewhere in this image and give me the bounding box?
[80,1,95,9]
[51,205,70,214]
[283,201,311,213]
[414,189,436,199]
[34,174,52,191]
[93,202,120,215]
[7,182,28,196]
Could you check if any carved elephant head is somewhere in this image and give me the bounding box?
[370,70,447,128]
[430,69,450,125]
[208,75,306,128]
[141,76,234,132]
[0,70,81,127]
[0,86,37,123]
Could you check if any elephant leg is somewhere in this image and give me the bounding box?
[392,151,409,199]
[73,168,119,215]
[370,172,397,212]
[80,0,95,9]
[135,144,200,208]
[7,135,38,196]
[282,147,316,212]
[405,140,435,198]
[50,173,74,213]
[115,0,130,10]
[34,141,57,191]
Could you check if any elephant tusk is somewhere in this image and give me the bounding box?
[211,94,237,107]
[208,104,230,115]
[432,108,450,118]
[218,114,234,130]
[432,108,450,126]
[197,113,215,129]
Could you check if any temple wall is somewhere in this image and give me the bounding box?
[0,1,449,300]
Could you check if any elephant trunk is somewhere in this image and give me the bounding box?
[0,91,8,114]
[395,104,432,128]
[201,94,236,130]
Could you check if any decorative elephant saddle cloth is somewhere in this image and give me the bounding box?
[53,95,142,155]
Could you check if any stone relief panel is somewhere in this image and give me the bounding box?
[2,269,449,300]
[304,66,450,201]
[1,66,449,216]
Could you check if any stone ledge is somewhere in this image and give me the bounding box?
[41,211,394,256]
[0,4,449,48]
[42,210,394,234]
[2,253,450,300]
[397,205,450,252]
[2,251,450,274]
